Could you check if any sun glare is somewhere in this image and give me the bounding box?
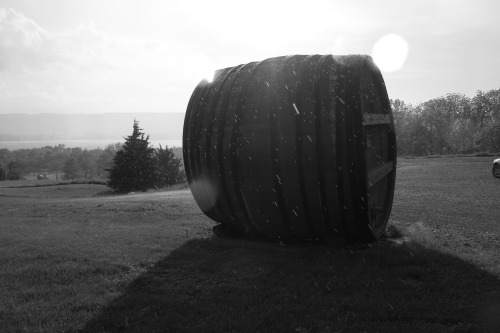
[372,34,409,72]
[182,54,216,85]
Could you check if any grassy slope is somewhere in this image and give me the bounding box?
[0,157,499,333]
[393,157,500,274]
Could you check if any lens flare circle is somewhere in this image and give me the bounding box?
[372,34,408,72]
[189,179,218,212]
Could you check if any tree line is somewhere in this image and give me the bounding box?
[392,88,500,156]
[0,120,185,191]
[0,143,123,181]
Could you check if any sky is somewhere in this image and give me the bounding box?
[0,0,499,114]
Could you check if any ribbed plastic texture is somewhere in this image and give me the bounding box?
[183,54,396,241]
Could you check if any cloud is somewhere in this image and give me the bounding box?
[0,8,111,73]
[0,8,173,73]
[0,8,189,113]
[0,8,51,71]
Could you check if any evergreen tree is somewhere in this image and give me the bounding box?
[156,144,186,187]
[107,120,158,192]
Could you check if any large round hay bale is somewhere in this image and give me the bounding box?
[183,54,396,242]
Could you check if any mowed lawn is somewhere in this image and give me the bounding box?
[0,157,499,333]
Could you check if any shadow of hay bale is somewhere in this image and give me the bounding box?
[81,227,500,333]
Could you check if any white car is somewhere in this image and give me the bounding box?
[493,158,500,178]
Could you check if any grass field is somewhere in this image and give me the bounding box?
[0,157,499,332]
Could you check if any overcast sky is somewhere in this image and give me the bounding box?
[1,0,499,114]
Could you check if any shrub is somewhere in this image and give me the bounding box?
[156,144,186,187]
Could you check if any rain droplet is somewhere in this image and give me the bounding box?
[293,103,300,115]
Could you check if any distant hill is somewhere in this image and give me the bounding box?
[0,113,185,141]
